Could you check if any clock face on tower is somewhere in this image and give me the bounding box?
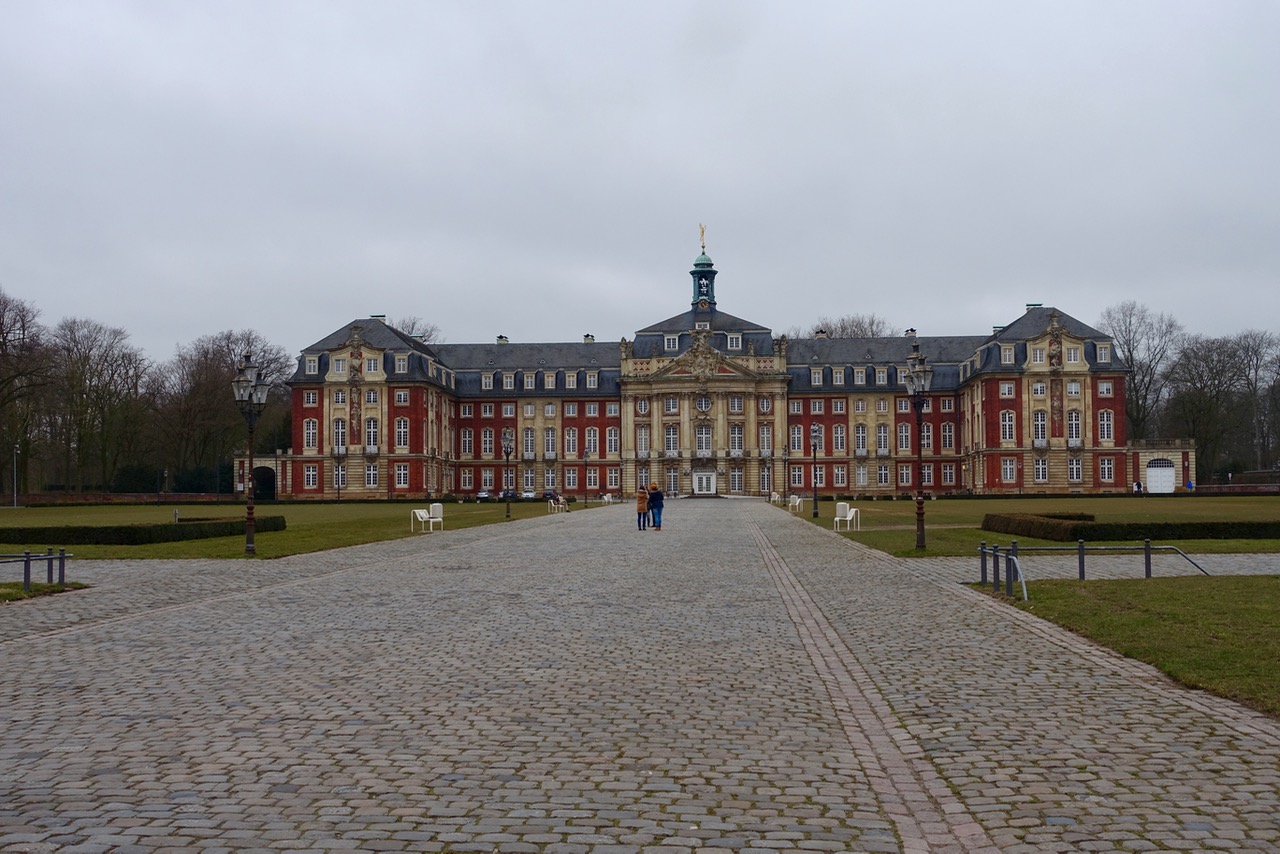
[698,299,709,309]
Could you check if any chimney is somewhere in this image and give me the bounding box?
[993,326,1005,335]
[497,335,509,344]
[583,333,595,343]
[904,327,917,338]
[1025,303,1042,312]
[814,329,828,339]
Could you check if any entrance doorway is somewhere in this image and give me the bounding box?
[693,471,717,495]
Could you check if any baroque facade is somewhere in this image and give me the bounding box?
[263,249,1195,501]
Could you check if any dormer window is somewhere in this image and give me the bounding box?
[1066,346,1081,364]
[1097,344,1111,362]
[810,368,823,386]
[664,335,679,351]
[365,357,379,374]
[1001,345,1015,364]
[306,357,318,374]
[727,334,742,350]
[695,322,710,330]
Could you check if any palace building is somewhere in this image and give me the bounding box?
[265,247,1195,501]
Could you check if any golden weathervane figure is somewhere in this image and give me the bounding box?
[699,223,706,252]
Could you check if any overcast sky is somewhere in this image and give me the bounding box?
[2,1,1277,363]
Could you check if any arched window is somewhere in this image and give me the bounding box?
[1098,410,1114,441]
[1000,410,1016,441]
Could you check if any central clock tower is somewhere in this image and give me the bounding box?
[690,237,718,313]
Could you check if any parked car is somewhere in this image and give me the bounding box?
[520,490,536,499]
[475,490,491,501]
[499,490,517,500]
[542,490,558,500]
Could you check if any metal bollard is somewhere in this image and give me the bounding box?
[23,550,32,593]
[58,548,67,587]
[46,547,55,584]
[1144,538,1152,578]
[980,541,987,585]
[992,545,1001,593]
[1007,541,1016,597]
[1078,539,1086,580]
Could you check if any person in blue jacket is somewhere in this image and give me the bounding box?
[647,482,665,530]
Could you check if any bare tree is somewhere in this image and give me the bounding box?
[391,316,443,344]
[785,313,899,339]
[1232,329,1280,469]
[1163,335,1246,482]
[0,288,50,496]
[1097,301,1184,441]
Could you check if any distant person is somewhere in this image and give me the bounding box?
[635,487,649,531]
[647,482,665,530]
[1133,480,1143,496]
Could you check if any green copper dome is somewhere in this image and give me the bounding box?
[694,252,713,267]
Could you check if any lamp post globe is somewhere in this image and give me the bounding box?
[501,428,514,520]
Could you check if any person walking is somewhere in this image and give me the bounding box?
[648,482,665,530]
[635,487,649,531]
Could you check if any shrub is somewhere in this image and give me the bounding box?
[0,516,286,546]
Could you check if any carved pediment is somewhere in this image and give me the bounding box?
[651,332,762,383]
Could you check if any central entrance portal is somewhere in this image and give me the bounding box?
[693,471,717,495]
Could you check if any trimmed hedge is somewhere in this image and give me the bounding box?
[982,513,1280,541]
[0,516,286,546]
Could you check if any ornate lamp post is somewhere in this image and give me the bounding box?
[231,352,270,555]
[903,338,934,550]
[12,443,18,508]
[501,427,514,520]
[810,422,821,519]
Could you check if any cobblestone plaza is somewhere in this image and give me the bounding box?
[2,501,1278,852]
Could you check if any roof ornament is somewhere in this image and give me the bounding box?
[699,223,706,253]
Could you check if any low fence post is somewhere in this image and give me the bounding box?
[1144,538,1152,578]
[45,547,54,584]
[1077,539,1086,580]
[22,550,31,593]
[992,545,1001,593]
[979,541,987,585]
[1007,541,1017,597]
[58,548,67,587]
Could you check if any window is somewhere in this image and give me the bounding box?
[1068,410,1082,441]
[1032,347,1044,364]
[759,397,772,413]
[810,399,824,414]
[1066,346,1081,364]
[586,372,598,389]
[759,424,772,451]
[524,403,535,417]
[1098,380,1113,397]
[730,423,744,451]
[461,428,474,457]
[565,468,578,489]
[1001,345,1015,364]
[501,373,514,390]
[303,419,318,449]
[812,465,825,487]
[481,374,493,390]
[696,396,712,413]
[898,464,912,486]
[395,390,409,405]
[729,396,744,414]
[304,464,317,488]
[565,373,577,389]
[854,368,866,385]
[564,428,578,455]
[811,368,823,386]
[1001,458,1017,483]
[999,382,1015,398]
[1034,458,1048,483]
[791,424,804,451]
[565,403,578,417]
[875,398,888,414]
[791,466,804,487]
[897,423,911,451]
[606,402,618,416]
[727,334,742,350]
[334,389,347,405]
[333,357,347,375]
[523,427,535,456]
[481,403,494,418]
[543,428,557,455]
[544,404,555,417]
[365,463,378,488]
[695,321,709,330]
[790,400,803,414]
[833,424,846,452]
[586,427,599,455]
[921,423,933,450]
[544,371,556,389]
[608,468,619,489]
[854,399,867,413]
[876,423,889,452]
[1000,410,1016,442]
[364,389,378,405]
[481,428,494,456]
[636,425,650,453]
[1032,382,1046,397]
[876,368,887,385]
[333,418,347,451]
[665,396,679,414]
[524,373,536,390]
[304,390,318,406]
[834,465,847,487]
[503,403,515,417]
[897,399,910,413]
[1068,457,1083,482]
[365,357,379,374]
[665,424,679,452]
[941,399,954,412]
[306,357,318,374]
[1100,457,1114,482]
[1098,344,1111,362]
[941,423,955,450]
[1033,411,1047,441]
[395,355,407,373]
[695,424,712,453]
[855,423,867,451]
[544,469,557,489]
[922,464,933,486]
[637,398,649,415]
[832,399,846,414]
[832,368,845,385]
[586,467,599,488]
[606,427,619,454]
[1067,380,1081,397]
[395,417,409,448]
[333,463,346,488]
[1099,410,1114,441]
[665,335,679,351]
[460,403,472,417]
[942,463,955,485]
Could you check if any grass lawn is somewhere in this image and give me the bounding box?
[986,575,1280,719]
[0,499,606,560]
[805,494,1280,557]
